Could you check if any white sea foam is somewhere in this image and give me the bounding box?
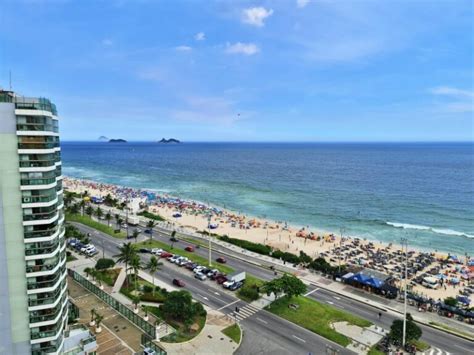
[386,222,474,239]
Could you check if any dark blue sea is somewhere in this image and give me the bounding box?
[61,142,474,254]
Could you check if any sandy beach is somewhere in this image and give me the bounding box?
[64,177,474,305]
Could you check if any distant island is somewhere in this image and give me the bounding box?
[158,138,181,144]
[109,139,127,143]
[98,135,109,142]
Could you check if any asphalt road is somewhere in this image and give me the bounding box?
[73,223,354,355]
[73,217,473,355]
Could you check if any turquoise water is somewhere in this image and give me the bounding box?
[61,142,474,255]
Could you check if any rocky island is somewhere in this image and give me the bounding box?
[109,139,127,143]
[158,138,180,144]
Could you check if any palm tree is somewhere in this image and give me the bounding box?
[113,242,136,285]
[128,254,142,292]
[105,212,112,227]
[85,205,94,218]
[132,229,140,244]
[96,206,103,221]
[115,213,120,229]
[94,312,104,333]
[69,203,80,215]
[79,199,86,216]
[117,218,123,231]
[146,220,156,244]
[170,230,177,249]
[64,193,73,208]
[145,256,162,295]
[89,308,96,326]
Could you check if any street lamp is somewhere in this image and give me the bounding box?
[208,214,212,267]
[338,227,346,273]
[401,236,408,348]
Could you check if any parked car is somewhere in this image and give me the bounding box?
[139,248,151,253]
[74,242,85,252]
[85,248,98,257]
[80,244,94,253]
[160,252,173,258]
[184,246,195,252]
[215,275,228,284]
[216,257,227,264]
[195,272,207,281]
[177,258,189,266]
[151,248,163,255]
[169,255,181,263]
[185,262,197,270]
[229,281,243,291]
[68,239,79,248]
[172,279,185,287]
[193,266,204,274]
[207,269,219,278]
[223,280,235,289]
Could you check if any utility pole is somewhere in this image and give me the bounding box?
[208,215,212,267]
[338,227,345,273]
[401,236,408,348]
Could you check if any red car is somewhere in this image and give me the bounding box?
[160,252,173,258]
[216,257,227,264]
[172,278,185,287]
[215,275,228,284]
[185,246,195,252]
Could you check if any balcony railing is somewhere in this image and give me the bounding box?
[28,280,67,307]
[27,267,66,290]
[21,177,57,186]
[23,210,58,222]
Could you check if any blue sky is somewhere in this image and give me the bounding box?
[0,0,472,142]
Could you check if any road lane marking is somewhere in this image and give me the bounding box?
[334,296,341,300]
[292,335,306,343]
[217,299,240,311]
[326,301,334,305]
[304,288,319,296]
[256,317,268,324]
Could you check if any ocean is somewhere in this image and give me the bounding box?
[61,142,474,255]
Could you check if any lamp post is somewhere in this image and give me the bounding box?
[338,227,345,273]
[208,214,212,267]
[401,236,408,348]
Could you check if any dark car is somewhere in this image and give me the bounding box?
[160,252,173,258]
[215,275,228,284]
[184,246,195,252]
[216,257,227,264]
[139,248,151,253]
[229,281,243,291]
[74,242,85,251]
[144,229,152,234]
[170,236,178,242]
[172,279,185,287]
[185,262,197,270]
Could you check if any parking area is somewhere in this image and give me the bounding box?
[68,276,143,354]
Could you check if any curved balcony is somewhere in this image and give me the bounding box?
[20,160,56,168]
[28,279,67,309]
[21,177,57,186]
[23,208,58,222]
[27,266,66,293]
[29,295,67,326]
[25,238,64,260]
[24,224,61,240]
[23,211,59,227]
[26,252,66,277]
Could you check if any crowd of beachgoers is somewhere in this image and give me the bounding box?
[64,177,473,307]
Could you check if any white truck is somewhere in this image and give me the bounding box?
[227,271,246,283]
[127,215,140,226]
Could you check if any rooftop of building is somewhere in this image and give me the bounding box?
[0,89,57,115]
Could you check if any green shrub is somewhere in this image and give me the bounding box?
[238,285,260,302]
[95,258,115,270]
[143,285,154,293]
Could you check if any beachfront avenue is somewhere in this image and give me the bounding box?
[65,204,473,355]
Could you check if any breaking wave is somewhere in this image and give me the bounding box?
[386,222,474,239]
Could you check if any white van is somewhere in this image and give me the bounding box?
[422,276,439,289]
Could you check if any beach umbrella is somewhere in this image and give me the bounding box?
[450,277,460,284]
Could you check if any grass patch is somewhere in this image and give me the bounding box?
[66,213,126,238]
[222,324,241,344]
[120,276,168,303]
[138,210,166,221]
[266,296,372,347]
[410,339,430,351]
[66,254,77,262]
[182,236,208,248]
[94,268,121,287]
[367,344,385,355]
[237,274,264,302]
[134,240,234,274]
[145,306,206,343]
[428,321,474,339]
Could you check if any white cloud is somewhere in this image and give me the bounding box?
[242,7,273,27]
[430,86,474,99]
[101,38,113,46]
[194,32,205,41]
[226,42,259,55]
[296,0,310,8]
[430,86,473,113]
[175,45,192,51]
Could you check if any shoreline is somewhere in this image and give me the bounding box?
[63,176,461,261]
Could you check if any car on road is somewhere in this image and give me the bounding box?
[229,281,243,291]
[144,229,152,234]
[139,248,151,253]
[195,272,207,281]
[184,246,194,252]
[216,257,227,264]
[172,278,185,287]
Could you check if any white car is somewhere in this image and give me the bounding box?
[169,255,181,263]
[151,248,163,256]
[85,247,98,257]
[195,272,207,281]
[193,266,204,274]
[177,258,189,266]
[80,244,94,253]
[223,280,235,289]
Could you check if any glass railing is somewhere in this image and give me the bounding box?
[31,334,64,355]
[15,98,58,116]
[27,267,65,290]
[22,193,57,204]
[24,225,60,239]
[17,124,56,132]
[23,210,58,222]
[25,241,59,257]
[19,160,55,168]
[26,252,64,273]
[21,178,57,186]
[28,280,66,307]
[18,142,59,150]
[29,297,66,323]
